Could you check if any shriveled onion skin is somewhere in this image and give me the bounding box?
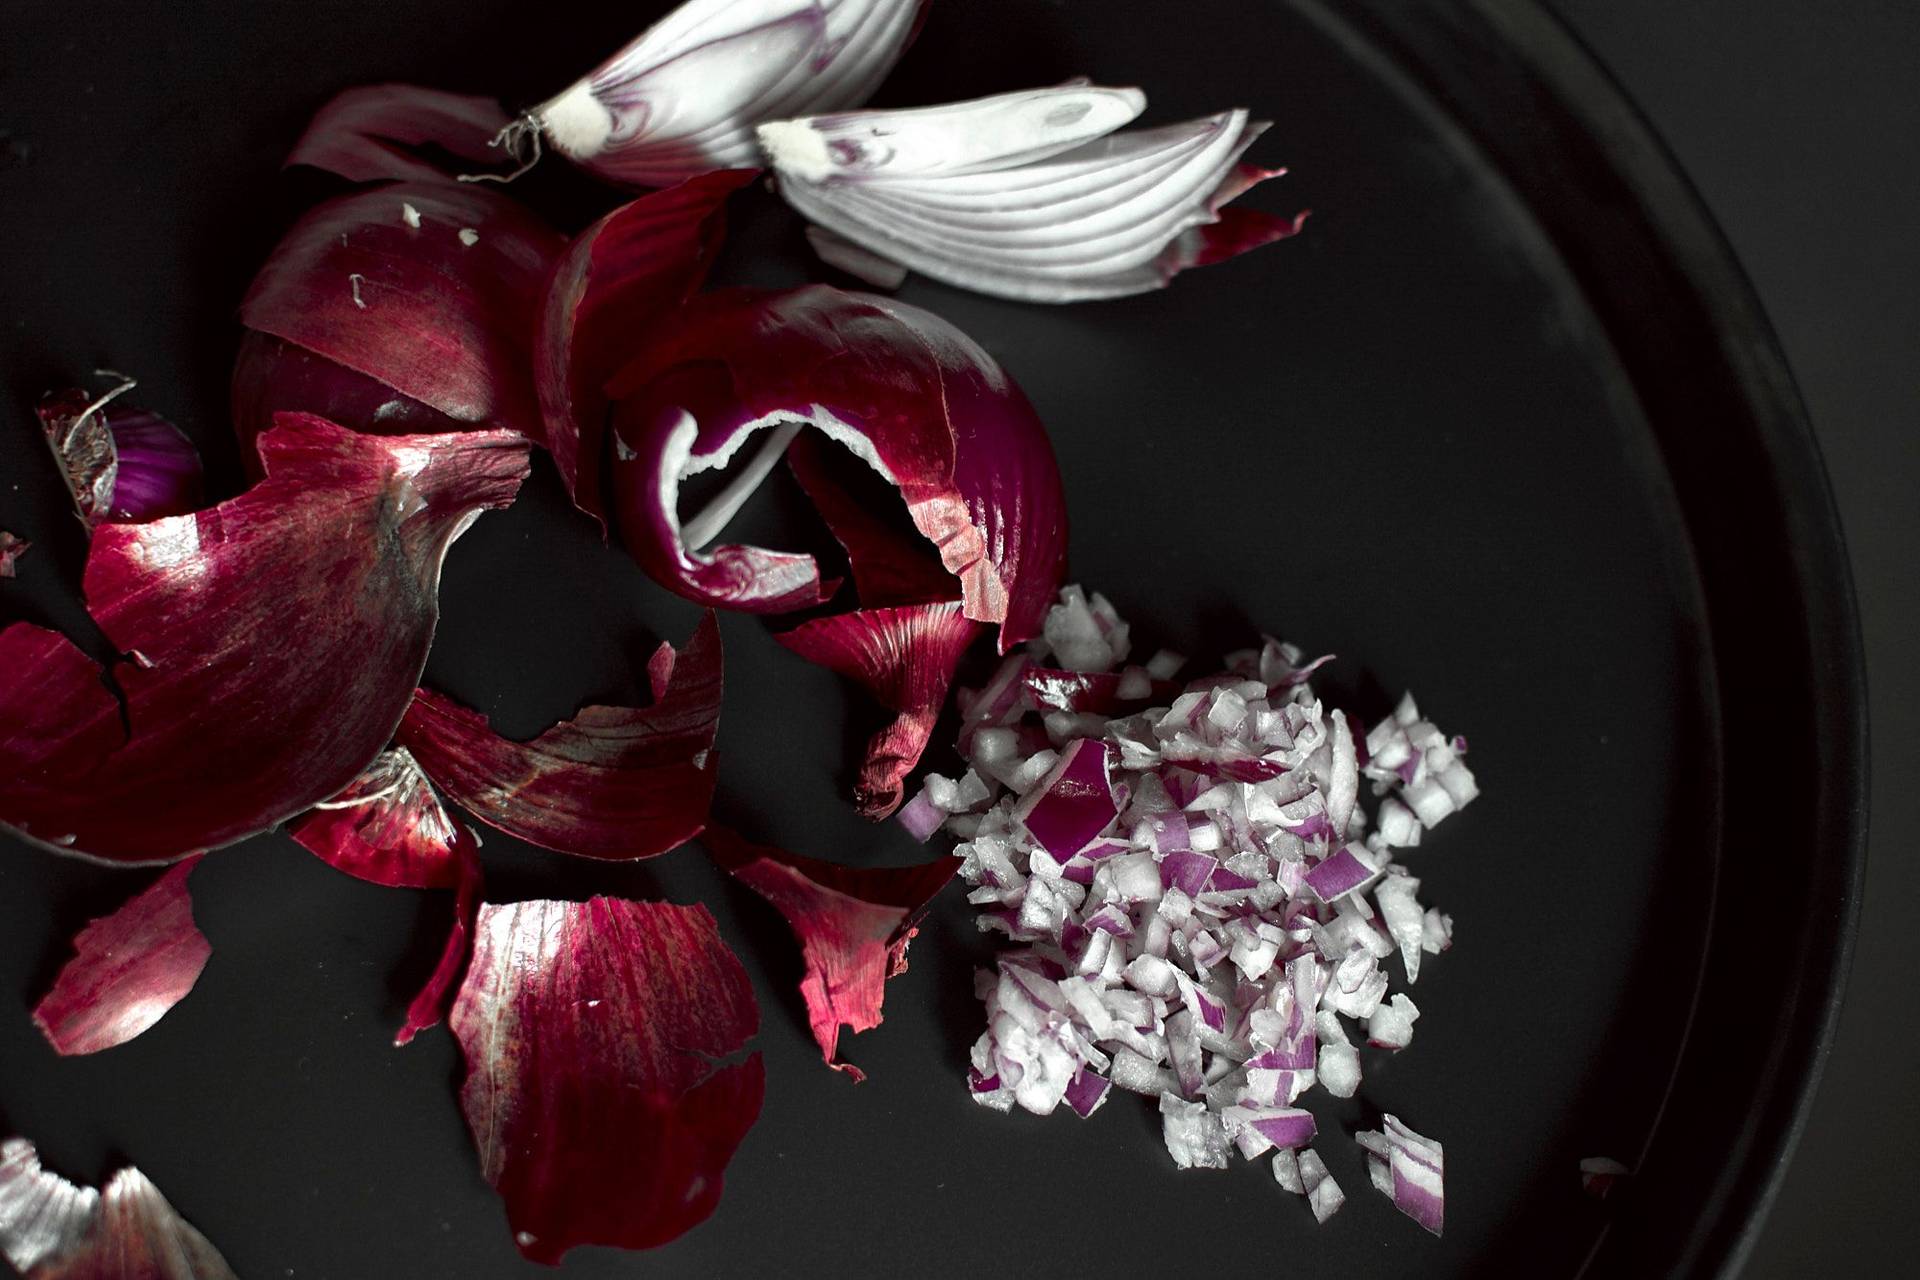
[397,613,722,860]
[0,1138,237,1279]
[236,183,563,457]
[535,170,755,524]
[285,83,514,184]
[776,602,984,818]
[608,285,1066,644]
[450,898,762,1262]
[0,416,530,864]
[704,826,956,1080]
[31,856,210,1056]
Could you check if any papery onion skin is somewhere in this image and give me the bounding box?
[786,431,959,607]
[0,415,530,864]
[397,612,722,860]
[36,389,205,526]
[704,825,956,1079]
[0,532,26,578]
[236,182,563,459]
[0,1138,238,1280]
[608,285,1066,646]
[291,746,466,890]
[450,898,762,1262]
[536,170,755,525]
[394,829,485,1047]
[31,856,210,1056]
[776,602,984,818]
[285,83,515,184]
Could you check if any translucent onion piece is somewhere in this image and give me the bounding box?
[0,532,25,578]
[533,0,926,188]
[31,857,210,1056]
[290,746,465,889]
[236,182,563,457]
[450,898,762,1262]
[0,416,530,863]
[535,171,755,525]
[704,826,956,1079]
[397,613,721,859]
[775,602,984,818]
[35,389,204,526]
[0,1138,236,1279]
[285,83,514,184]
[608,285,1067,646]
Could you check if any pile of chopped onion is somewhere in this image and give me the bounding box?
[905,586,1473,1230]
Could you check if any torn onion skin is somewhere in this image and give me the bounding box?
[786,431,959,607]
[0,1138,238,1279]
[290,746,466,890]
[394,828,484,1047]
[535,170,756,525]
[36,389,205,526]
[285,83,515,185]
[704,826,957,1080]
[524,0,928,189]
[450,898,762,1262]
[0,531,25,578]
[397,612,722,859]
[31,856,211,1056]
[235,182,563,461]
[776,602,984,818]
[0,415,531,863]
[608,285,1067,646]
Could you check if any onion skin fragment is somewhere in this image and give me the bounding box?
[285,83,515,185]
[704,825,957,1080]
[0,415,530,864]
[0,1138,237,1279]
[36,389,205,527]
[0,532,25,578]
[31,856,210,1056]
[450,898,762,1262]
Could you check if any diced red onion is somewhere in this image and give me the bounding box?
[1360,1115,1445,1236]
[1012,738,1117,859]
[1298,1148,1344,1223]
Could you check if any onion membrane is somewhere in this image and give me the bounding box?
[285,83,516,185]
[0,416,530,863]
[704,826,956,1079]
[450,898,762,1262]
[31,857,210,1056]
[0,1138,236,1279]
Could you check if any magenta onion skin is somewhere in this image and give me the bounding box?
[0,415,530,864]
[290,747,468,890]
[31,857,210,1056]
[450,898,762,1263]
[704,825,956,1080]
[608,285,1066,646]
[397,613,722,860]
[0,1138,237,1279]
[285,83,515,184]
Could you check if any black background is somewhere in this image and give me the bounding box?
[0,1,1909,1276]
[1545,2,1919,1275]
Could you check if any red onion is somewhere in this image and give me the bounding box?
[285,83,515,185]
[704,825,956,1079]
[760,83,1307,301]
[30,857,209,1056]
[397,612,722,860]
[0,1138,236,1279]
[450,898,762,1262]
[508,0,927,189]
[0,417,529,863]
[36,384,204,526]
[1358,1115,1445,1235]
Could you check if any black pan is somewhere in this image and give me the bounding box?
[0,1,1865,1277]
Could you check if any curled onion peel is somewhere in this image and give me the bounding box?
[31,857,210,1056]
[762,85,1307,302]
[705,826,956,1079]
[0,416,530,864]
[451,898,762,1262]
[776,602,984,818]
[535,170,755,524]
[397,612,722,859]
[786,430,960,607]
[235,182,563,459]
[0,1138,237,1279]
[37,385,204,526]
[286,83,515,184]
[609,285,1066,647]
[515,0,927,189]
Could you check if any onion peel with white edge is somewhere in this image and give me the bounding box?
[607,285,1066,647]
[396,612,722,860]
[703,825,957,1080]
[31,856,211,1056]
[0,1137,237,1279]
[285,83,517,185]
[450,897,762,1262]
[36,383,205,527]
[0,416,530,864]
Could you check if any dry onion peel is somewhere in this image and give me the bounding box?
[0,1138,236,1279]
[286,83,517,185]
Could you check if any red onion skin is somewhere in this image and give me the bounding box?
[31,857,210,1056]
[289,749,467,890]
[393,829,484,1047]
[0,1139,238,1279]
[0,415,530,864]
[450,898,762,1263]
[704,825,956,1080]
[397,613,722,860]
[285,83,513,185]
[231,332,465,475]
[787,430,959,607]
